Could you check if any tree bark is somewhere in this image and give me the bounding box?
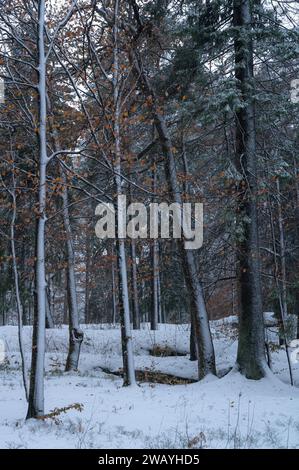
[233,0,267,379]
[27,0,47,418]
[45,291,55,329]
[276,178,288,320]
[157,269,162,323]
[9,159,28,401]
[84,222,91,324]
[181,135,197,361]
[293,156,299,339]
[131,238,140,329]
[151,239,159,331]
[111,243,118,324]
[151,167,159,331]
[113,0,136,386]
[62,164,83,371]
[190,316,197,361]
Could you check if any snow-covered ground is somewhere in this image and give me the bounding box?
[0,322,298,449]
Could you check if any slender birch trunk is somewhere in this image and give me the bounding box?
[27,0,47,418]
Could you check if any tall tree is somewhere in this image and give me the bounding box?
[27,0,48,418]
[233,0,267,379]
[112,0,136,386]
[128,4,216,378]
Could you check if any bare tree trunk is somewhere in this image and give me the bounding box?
[151,240,159,331]
[116,237,136,385]
[45,291,54,329]
[63,269,68,325]
[157,270,162,323]
[190,317,197,361]
[60,166,84,371]
[233,0,267,379]
[113,0,136,386]
[111,243,118,324]
[151,167,159,331]
[131,54,215,378]
[129,186,140,329]
[181,136,196,361]
[268,192,294,385]
[27,0,47,418]
[84,223,91,324]
[276,178,288,319]
[8,158,28,401]
[131,238,140,329]
[293,156,299,338]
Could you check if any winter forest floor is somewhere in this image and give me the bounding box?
[0,321,298,449]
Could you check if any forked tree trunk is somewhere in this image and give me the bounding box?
[233,0,267,379]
